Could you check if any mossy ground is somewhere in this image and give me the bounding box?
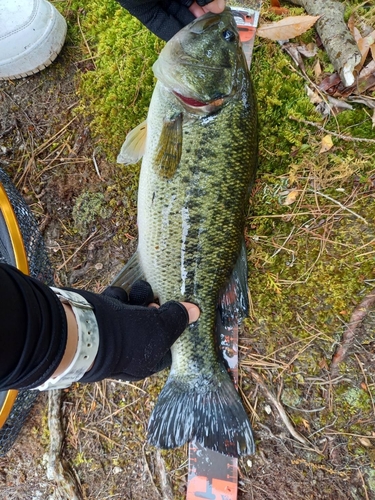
[1,0,374,498]
[56,0,375,497]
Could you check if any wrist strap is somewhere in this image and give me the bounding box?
[35,288,100,391]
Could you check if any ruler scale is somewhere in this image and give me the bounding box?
[186,3,261,499]
[187,323,240,500]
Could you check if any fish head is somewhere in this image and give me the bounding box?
[153,8,246,110]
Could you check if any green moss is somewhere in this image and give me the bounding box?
[67,0,162,160]
[72,191,112,235]
[367,468,375,492]
[55,0,375,480]
[281,387,303,407]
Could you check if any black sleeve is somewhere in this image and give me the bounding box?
[0,264,67,390]
[116,0,195,41]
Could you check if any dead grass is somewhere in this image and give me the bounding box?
[1,0,375,498]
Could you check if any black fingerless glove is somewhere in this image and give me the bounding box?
[0,263,188,390]
[195,0,214,6]
[77,281,189,382]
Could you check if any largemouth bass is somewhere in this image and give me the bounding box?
[115,8,257,457]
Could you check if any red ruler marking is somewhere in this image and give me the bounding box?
[187,324,239,500]
[230,6,260,67]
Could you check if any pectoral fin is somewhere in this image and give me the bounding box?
[117,120,147,165]
[154,113,182,179]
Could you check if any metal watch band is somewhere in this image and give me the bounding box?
[34,288,100,391]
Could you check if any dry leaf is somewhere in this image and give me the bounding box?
[305,85,322,105]
[359,437,372,448]
[270,0,289,15]
[297,42,318,58]
[367,30,375,44]
[356,35,372,72]
[301,418,311,431]
[283,189,299,205]
[319,135,333,153]
[319,73,341,92]
[281,42,305,68]
[357,60,375,94]
[327,96,353,113]
[360,381,368,391]
[314,59,322,79]
[348,95,375,109]
[257,15,320,41]
[271,7,289,15]
[353,26,362,44]
[319,358,329,370]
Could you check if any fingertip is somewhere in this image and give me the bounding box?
[203,0,226,14]
[181,302,200,324]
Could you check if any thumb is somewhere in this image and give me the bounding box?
[144,301,200,372]
[180,302,200,324]
[155,301,199,346]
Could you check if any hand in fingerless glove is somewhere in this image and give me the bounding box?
[77,281,190,382]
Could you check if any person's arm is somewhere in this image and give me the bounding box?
[0,263,199,391]
[116,0,225,41]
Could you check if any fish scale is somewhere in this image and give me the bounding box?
[139,84,255,376]
[115,8,257,457]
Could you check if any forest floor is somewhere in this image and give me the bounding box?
[1,1,375,499]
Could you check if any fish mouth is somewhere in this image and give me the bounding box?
[173,91,226,110]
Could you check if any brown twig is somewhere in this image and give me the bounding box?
[81,427,123,449]
[290,117,375,144]
[155,450,174,500]
[141,445,163,500]
[76,12,97,70]
[359,469,370,500]
[245,367,316,449]
[56,229,98,271]
[330,290,375,378]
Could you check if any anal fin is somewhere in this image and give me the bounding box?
[219,238,249,326]
[111,252,144,293]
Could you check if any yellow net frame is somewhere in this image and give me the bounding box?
[0,183,29,429]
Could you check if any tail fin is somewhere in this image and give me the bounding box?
[147,365,255,457]
[148,237,255,457]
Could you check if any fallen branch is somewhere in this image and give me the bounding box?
[287,0,361,86]
[155,450,174,500]
[330,290,375,378]
[47,390,83,500]
[246,367,313,448]
[290,116,375,144]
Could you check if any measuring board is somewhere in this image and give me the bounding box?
[187,323,240,500]
[186,3,262,499]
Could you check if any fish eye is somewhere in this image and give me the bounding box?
[222,29,235,42]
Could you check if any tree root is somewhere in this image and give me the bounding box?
[47,390,83,500]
